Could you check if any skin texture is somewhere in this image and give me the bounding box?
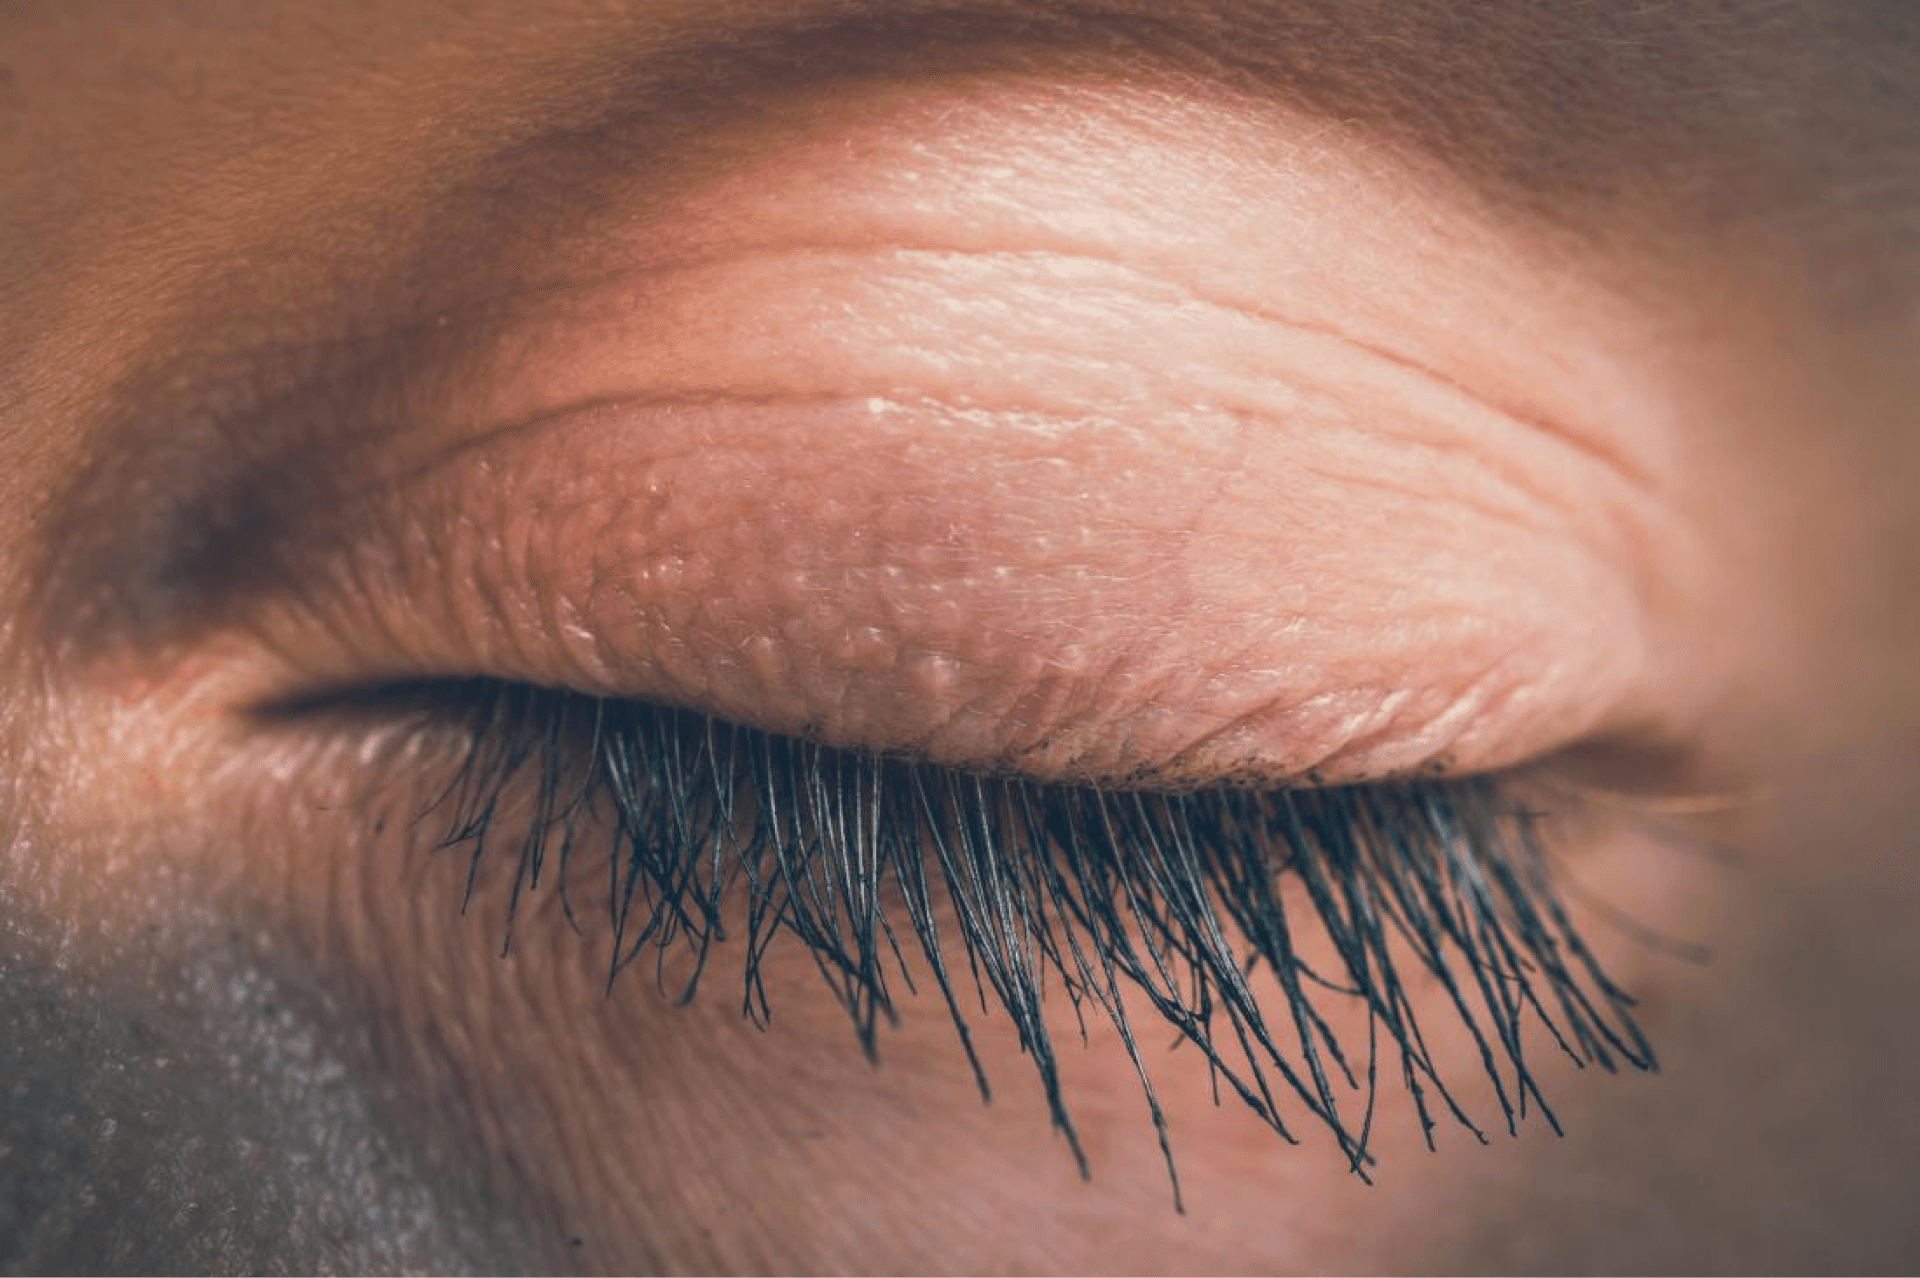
[2,1,1919,1273]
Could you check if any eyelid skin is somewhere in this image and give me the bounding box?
[37,75,1719,793]
[172,78,1716,789]
[391,678,1658,1199]
[263,387,1635,788]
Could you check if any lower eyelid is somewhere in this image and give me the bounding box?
[299,676,1659,1195]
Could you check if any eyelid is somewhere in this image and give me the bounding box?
[48,76,1698,792]
[227,367,1657,791]
[169,284,1676,791]
[387,676,1657,1197]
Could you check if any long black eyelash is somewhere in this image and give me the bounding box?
[430,679,1655,1206]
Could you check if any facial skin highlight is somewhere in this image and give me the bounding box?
[3,2,1920,1274]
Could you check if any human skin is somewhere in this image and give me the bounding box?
[2,0,1919,1272]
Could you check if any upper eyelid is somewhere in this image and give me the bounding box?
[23,21,1705,802]
[25,0,1681,662]
[34,281,1677,799]
[193,387,1657,789]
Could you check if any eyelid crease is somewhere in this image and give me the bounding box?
[41,242,1669,791]
[36,340,1661,811]
[408,239,1662,509]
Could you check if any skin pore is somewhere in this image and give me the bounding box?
[3,0,1919,1272]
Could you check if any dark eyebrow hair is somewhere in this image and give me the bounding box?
[30,0,1918,669]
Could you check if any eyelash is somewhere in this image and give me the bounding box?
[408,677,1654,1206]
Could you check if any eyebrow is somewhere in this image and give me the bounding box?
[30,0,1841,667]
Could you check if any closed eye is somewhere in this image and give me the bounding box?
[32,19,1713,1222]
[247,674,1657,1203]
